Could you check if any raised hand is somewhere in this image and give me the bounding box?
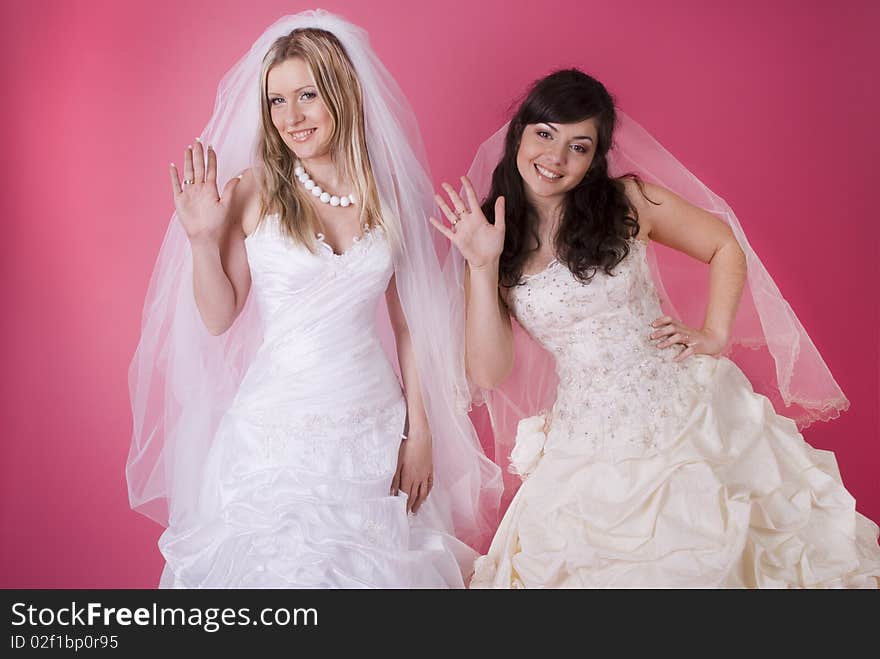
[169,140,241,244]
[430,176,505,270]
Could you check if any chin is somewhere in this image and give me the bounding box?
[297,145,330,162]
[527,178,564,198]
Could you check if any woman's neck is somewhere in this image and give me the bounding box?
[525,189,564,232]
[300,155,348,193]
[530,200,564,245]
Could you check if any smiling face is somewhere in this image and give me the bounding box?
[266,56,334,162]
[515,118,598,206]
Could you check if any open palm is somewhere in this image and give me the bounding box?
[430,176,505,269]
[169,140,240,243]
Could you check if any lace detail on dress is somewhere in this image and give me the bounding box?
[249,400,405,477]
[316,222,381,258]
[476,245,880,589]
[156,209,476,589]
[507,240,709,461]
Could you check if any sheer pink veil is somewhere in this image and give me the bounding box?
[448,112,849,509]
[127,10,502,549]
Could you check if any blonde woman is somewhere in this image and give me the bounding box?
[127,11,501,588]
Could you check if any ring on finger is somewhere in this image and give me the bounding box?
[182,178,194,186]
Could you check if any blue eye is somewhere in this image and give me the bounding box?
[269,97,285,106]
[300,91,317,101]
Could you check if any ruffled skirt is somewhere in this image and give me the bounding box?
[159,395,474,588]
[472,358,880,588]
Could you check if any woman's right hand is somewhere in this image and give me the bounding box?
[430,176,505,270]
[170,140,241,244]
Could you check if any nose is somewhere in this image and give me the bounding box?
[547,141,568,166]
[283,104,305,128]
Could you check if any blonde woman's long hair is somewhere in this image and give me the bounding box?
[256,28,396,250]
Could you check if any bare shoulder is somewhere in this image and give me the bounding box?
[620,176,674,239]
[620,176,670,212]
[231,168,262,236]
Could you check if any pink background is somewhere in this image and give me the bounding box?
[1,0,877,587]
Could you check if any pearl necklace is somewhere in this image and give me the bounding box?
[294,162,356,208]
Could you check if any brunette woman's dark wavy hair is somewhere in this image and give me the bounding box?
[482,69,642,287]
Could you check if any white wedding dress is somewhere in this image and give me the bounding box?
[472,239,880,588]
[158,215,474,588]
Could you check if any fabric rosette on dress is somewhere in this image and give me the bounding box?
[469,236,880,588]
[457,110,879,589]
[508,414,548,479]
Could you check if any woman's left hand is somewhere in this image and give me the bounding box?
[390,429,433,514]
[650,316,727,362]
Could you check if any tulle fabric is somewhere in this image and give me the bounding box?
[472,360,880,588]
[468,239,879,588]
[157,220,479,587]
[448,113,849,508]
[127,10,502,554]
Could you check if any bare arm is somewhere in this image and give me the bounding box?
[385,275,433,513]
[385,275,430,436]
[430,177,514,389]
[170,142,259,335]
[464,261,515,389]
[626,178,747,357]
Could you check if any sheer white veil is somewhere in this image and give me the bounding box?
[127,10,502,549]
[449,110,849,507]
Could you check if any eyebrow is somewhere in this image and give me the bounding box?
[542,122,594,142]
[267,85,316,96]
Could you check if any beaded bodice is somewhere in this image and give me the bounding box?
[507,240,705,459]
